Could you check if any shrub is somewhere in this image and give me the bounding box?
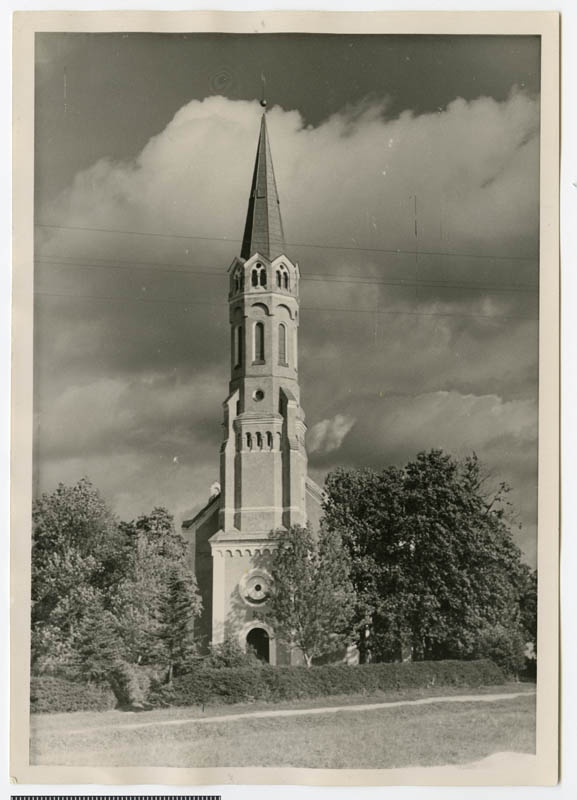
[106,660,151,708]
[148,659,505,708]
[472,623,527,678]
[30,675,116,714]
[203,637,262,670]
[31,659,506,713]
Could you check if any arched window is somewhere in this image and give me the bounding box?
[254,321,265,363]
[256,432,263,450]
[278,323,287,365]
[246,432,252,450]
[278,263,289,291]
[252,263,267,289]
[233,325,243,368]
[266,431,273,450]
[233,266,244,293]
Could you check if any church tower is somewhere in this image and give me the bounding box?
[183,108,322,665]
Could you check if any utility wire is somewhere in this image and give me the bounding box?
[34,256,539,295]
[33,290,538,322]
[35,222,539,264]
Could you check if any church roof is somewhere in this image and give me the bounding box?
[181,492,219,530]
[240,112,286,262]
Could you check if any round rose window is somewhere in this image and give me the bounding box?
[239,568,272,606]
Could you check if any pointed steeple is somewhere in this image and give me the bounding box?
[241,112,285,261]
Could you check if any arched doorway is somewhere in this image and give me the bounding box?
[246,627,270,663]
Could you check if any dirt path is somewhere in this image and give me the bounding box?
[58,690,535,736]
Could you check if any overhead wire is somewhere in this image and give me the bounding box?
[34,256,538,295]
[35,222,539,264]
[33,290,538,322]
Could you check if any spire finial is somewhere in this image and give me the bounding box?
[240,85,285,261]
[260,72,267,109]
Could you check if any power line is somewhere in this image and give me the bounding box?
[35,222,539,263]
[34,256,539,295]
[33,290,538,322]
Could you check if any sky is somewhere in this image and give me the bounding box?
[33,32,541,563]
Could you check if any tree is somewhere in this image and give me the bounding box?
[519,566,538,649]
[155,566,202,683]
[265,525,356,667]
[111,508,202,671]
[32,485,202,684]
[323,450,530,668]
[31,478,123,673]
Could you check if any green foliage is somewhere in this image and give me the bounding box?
[264,525,356,666]
[30,675,116,713]
[149,659,505,708]
[323,450,531,665]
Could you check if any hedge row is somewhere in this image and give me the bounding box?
[30,675,117,714]
[149,659,505,708]
[30,659,506,713]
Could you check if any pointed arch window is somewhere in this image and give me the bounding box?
[278,323,287,366]
[252,262,267,289]
[254,321,265,363]
[277,263,289,291]
[233,266,244,294]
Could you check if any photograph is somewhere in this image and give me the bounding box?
[10,10,559,787]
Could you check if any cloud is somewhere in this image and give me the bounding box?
[308,414,356,455]
[307,390,537,562]
[34,93,540,560]
[330,390,537,466]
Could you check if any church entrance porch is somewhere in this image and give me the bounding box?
[246,627,270,663]
[240,620,277,664]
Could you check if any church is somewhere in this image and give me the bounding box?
[182,105,324,665]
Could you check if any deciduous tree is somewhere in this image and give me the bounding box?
[265,525,356,667]
[31,478,122,672]
[323,450,530,671]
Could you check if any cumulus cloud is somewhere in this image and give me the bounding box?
[34,94,540,560]
[307,414,356,455]
[307,390,537,559]
[328,390,537,466]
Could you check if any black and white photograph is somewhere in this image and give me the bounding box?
[10,10,560,787]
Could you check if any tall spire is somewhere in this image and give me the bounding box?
[240,110,285,261]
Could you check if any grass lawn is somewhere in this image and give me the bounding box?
[30,686,535,769]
